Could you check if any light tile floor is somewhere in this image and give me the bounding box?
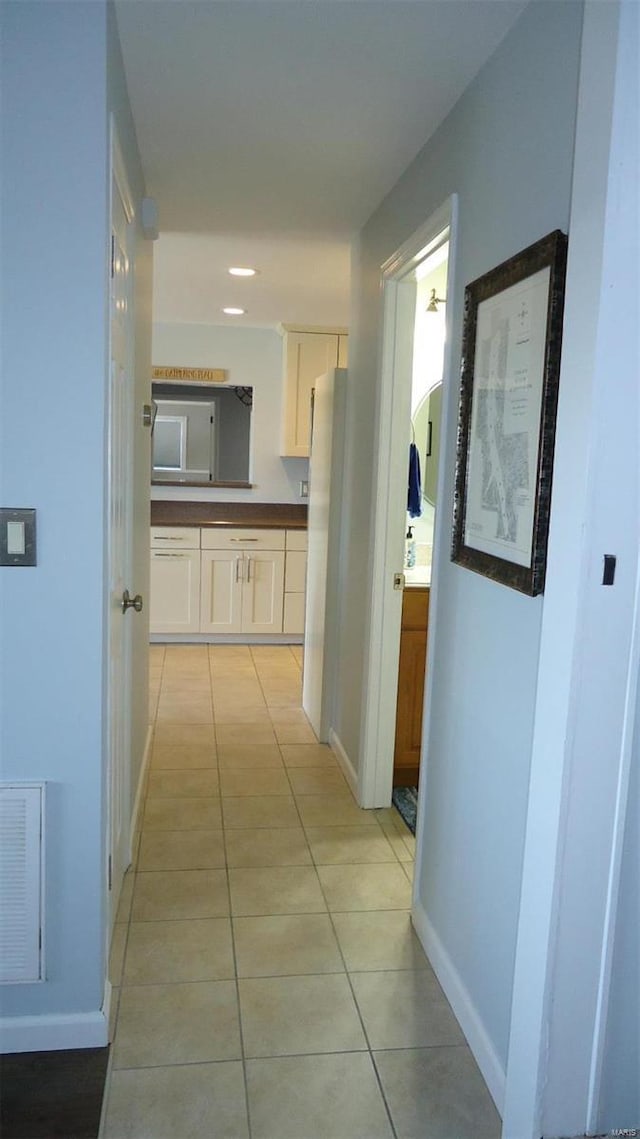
[101,644,500,1139]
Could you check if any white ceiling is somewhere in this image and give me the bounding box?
[115,0,527,328]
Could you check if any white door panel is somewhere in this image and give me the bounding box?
[108,151,135,936]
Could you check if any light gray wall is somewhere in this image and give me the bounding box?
[152,323,308,503]
[0,0,150,1032]
[337,0,583,1077]
[599,700,639,1129]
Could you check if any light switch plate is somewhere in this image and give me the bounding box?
[0,508,37,566]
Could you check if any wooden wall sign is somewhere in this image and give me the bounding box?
[152,366,228,384]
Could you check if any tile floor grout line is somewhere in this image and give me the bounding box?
[109,1038,469,1077]
[321,878,401,1139]
[212,646,256,1139]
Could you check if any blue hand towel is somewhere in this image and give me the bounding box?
[408,443,422,518]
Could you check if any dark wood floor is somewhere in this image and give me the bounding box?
[0,1048,109,1139]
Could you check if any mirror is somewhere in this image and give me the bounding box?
[151,383,252,486]
[412,382,442,506]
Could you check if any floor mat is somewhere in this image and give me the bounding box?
[0,1047,109,1139]
[392,786,418,835]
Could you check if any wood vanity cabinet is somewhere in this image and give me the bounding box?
[393,587,429,787]
[280,326,348,457]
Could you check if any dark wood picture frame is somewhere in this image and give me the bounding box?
[451,229,568,596]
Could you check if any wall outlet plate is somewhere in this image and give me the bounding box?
[300,480,309,498]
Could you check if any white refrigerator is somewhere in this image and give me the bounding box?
[302,368,347,740]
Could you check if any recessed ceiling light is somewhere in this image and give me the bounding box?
[228,267,257,277]
[222,307,246,316]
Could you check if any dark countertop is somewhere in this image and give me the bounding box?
[151,500,308,530]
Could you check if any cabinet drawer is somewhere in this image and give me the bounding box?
[285,529,308,551]
[201,527,285,551]
[151,526,200,549]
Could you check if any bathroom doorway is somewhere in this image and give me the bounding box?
[359,197,457,815]
[391,243,448,806]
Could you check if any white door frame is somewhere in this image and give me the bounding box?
[358,195,458,809]
[105,119,135,940]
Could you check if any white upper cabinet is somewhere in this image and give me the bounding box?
[280,326,348,457]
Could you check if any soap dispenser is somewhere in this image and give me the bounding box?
[405,526,416,569]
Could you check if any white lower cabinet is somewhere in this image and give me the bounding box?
[150,525,302,639]
[240,549,285,634]
[199,548,285,635]
[283,532,308,635]
[199,549,243,634]
[150,548,201,634]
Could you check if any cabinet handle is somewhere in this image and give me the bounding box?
[246,556,252,582]
[154,536,183,541]
[230,537,259,542]
[235,556,242,583]
[154,552,187,558]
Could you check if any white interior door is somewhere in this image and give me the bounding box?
[108,144,135,933]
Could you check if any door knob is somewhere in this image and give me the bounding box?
[122,590,143,613]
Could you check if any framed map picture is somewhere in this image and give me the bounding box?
[451,230,568,596]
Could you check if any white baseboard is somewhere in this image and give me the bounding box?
[411,899,506,1116]
[0,1009,108,1054]
[328,729,358,798]
[129,725,152,858]
[102,978,113,1040]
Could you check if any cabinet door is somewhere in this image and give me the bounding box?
[241,550,285,634]
[281,333,339,457]
[150,549,201,634]
[200,550,243,634]
[393,589,429,787]
[283,592,306,636]
[285,549,307,593]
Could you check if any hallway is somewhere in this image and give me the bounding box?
[101,644,500,1138]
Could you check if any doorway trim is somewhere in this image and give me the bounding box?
[358,196,458,809]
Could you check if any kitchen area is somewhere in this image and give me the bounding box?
[149,325,347,650]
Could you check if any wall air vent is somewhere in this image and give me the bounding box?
[0,783,45,984]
